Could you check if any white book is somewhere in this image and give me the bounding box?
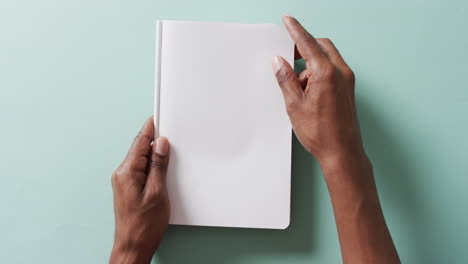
[154,20,294,229]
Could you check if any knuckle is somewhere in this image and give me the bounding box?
[320,38,333,46]
[150,152,169,170]
[145,186,165,204]
[111,173,116,186]
[134,130,151,145]
[318,63,337,82]
[147,189,161,202]
[275,68,295,86]
[150,160,167,170]
[342,68,356,84]
[111,169,123,186]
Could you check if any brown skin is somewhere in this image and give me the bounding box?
[273,16,400,264]
[110,16,400,264]
[110,117,170,264]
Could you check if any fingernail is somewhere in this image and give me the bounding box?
[283,13,293,18]
[155,137,169,156]
[272,56,283,74]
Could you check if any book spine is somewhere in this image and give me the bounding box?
[154,20,163,138]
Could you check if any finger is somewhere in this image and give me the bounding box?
[124,116,155,170]
[144,137,170,198]
[272,56,303,112]
[282,16,326,64]
[316,38,349,69]
[316,38,355,83]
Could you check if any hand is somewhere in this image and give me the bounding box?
[273,16,365,167]
[110,117,170,264]
[274,16,400,264]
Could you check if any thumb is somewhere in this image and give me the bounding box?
[272,56,303,113]
[145,137,170,199]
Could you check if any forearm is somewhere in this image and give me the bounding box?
[109,239,154,264]
[320,152,400,264]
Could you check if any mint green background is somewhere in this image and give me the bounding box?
[1,0,467,263]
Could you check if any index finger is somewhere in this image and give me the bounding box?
[126,116,155,161]
[282,16,326,63]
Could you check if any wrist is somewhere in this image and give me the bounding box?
[319,149,380,208]
[318,149,372,182]
[110,241,154,264]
